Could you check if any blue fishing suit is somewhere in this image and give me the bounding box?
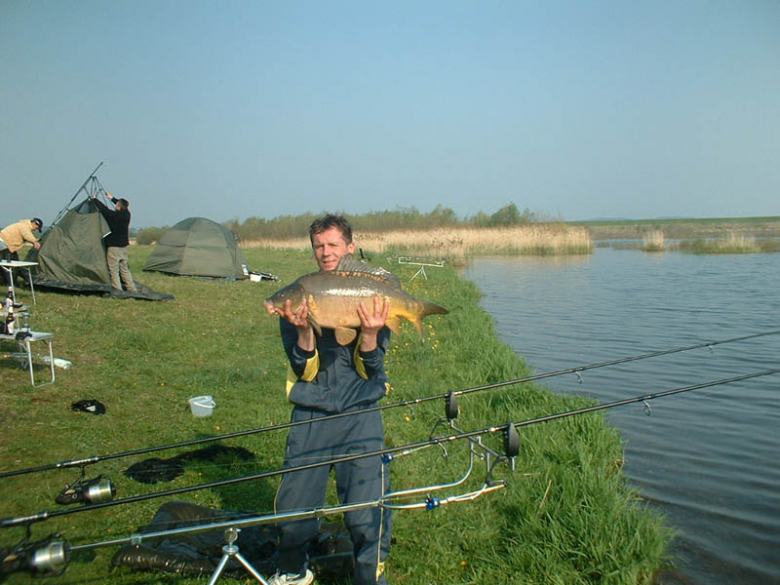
[274,319,393,584]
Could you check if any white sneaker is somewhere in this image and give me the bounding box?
[267,569,314,585]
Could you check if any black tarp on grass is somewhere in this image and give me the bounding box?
[111,501,353,579]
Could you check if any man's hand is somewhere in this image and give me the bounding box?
[268,298,315,351]
[276,298,309,327]
[33,241,41,250]
[358,295,389,352]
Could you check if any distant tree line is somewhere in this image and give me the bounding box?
[135,203,540,244]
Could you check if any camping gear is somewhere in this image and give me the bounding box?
[143,217,250,279]
[23,165,173,301]
[24,199,171,300]
[111,501,353,580]
[0,330,56,387]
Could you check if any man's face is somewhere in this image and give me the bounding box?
[311,226,355,272]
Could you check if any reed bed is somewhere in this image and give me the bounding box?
[672,231,762,254]
[642,230,666,252]
[242,224,593,261]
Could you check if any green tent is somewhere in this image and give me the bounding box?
[25,198,173,301]
[143,217,249,279]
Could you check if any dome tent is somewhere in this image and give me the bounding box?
[143,217,250,279]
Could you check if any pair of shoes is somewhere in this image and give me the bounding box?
[267,569,315,585]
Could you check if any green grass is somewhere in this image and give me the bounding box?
[0,246,672,584]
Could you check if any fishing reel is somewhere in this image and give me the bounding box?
[504,422,520,468]
[445,391,459,421]
[0,531,70,577]
[55,468,116,506]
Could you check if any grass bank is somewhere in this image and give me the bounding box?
[0,246,671,584]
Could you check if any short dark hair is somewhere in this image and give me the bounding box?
[309,214,353,245]
[117,198,130,211]
[32,218,43,230]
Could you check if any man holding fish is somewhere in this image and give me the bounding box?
[264,215,447,585]
[264,215,392,585]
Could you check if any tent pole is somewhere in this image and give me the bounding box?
[50,162,104,229]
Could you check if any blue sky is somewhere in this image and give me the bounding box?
[2,0,779,228]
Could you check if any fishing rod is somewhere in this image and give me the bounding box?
[4,478,508,582]
[0,424,474,529]
[3,367,778,581]
[2,368,777,530]
[0,433,508,582]
[3,329,778,481]
[2,412,512,581]
[72,435,509,555]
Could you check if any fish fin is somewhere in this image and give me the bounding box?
[412,317,425,344]
[385,317,401,335]
[307,315,323,337]
[335,254,401,287]
[385,316,402,335]
[335,253,365,271]
[335,327,358,345]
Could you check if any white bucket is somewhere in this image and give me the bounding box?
[189,395,215,417]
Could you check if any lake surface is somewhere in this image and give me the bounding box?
[465,248,780,585]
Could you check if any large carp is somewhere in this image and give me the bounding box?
[264,254,448,345]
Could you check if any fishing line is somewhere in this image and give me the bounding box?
[2,368,777,530]
[2,328,779,480]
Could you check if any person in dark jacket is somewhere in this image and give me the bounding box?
[90,192,137,292]
[265,214,392,585]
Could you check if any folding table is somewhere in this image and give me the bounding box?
[0,260,39,304]
[0,330,56,387]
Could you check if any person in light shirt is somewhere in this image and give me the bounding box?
[0,218,43,286]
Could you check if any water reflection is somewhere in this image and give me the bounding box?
[466,248,780,585]
[473,254,592,269]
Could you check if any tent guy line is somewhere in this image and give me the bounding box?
[2,328,778,480]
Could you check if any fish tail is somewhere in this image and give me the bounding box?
[421,300,449,317]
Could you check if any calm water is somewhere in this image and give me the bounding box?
[465,248,780,585]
